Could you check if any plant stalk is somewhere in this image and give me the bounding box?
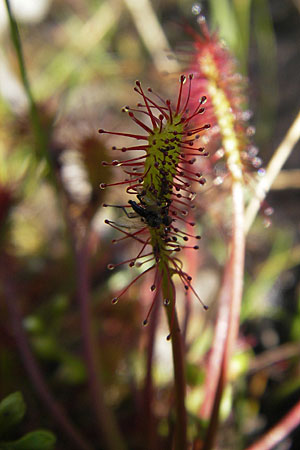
[161,263,187,450]
[199,259,232,421]
[244,398,300,450]
[4,0,53,171]
[203,181,245,450]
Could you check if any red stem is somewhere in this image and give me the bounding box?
[161,264,187,450]
[244,399,300,450]
[202,181,245,450]
[199,260,232,421]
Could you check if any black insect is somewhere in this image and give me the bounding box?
[103,194,173,229]
[128,200,172,228]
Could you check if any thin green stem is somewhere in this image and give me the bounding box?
[5,0,37,111]
[4,0,55,180]
[161,263,187,450]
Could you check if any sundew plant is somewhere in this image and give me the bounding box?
[100,77,210,448]
[2,1,300,450]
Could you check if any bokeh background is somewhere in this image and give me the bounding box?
[0,0,300,449]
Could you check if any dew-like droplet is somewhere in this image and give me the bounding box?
[263,218,272,228]
[100,183,107,189]
[214,176,224,186]
[252,157,262,168]
[180,75,187,84]
[216,148,225,158]
[241,110,253,121]
[258,168,266,177]
[264,207,274,216]
[246,126,256,136]
[192,3,202,15]
[107,264,115,270]
[166,334,171,341]
[197,14,206,25]
[112,297,119,304]
[150,284,156,291]
[112,160,120,166]
[248,146,259,158]
[143,319,148,326]
[163,298,170,306]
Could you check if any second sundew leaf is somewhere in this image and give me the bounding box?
[186,18,264,186]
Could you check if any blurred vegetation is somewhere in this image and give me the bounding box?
[0,392,56,449]
[0,0,299,449]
